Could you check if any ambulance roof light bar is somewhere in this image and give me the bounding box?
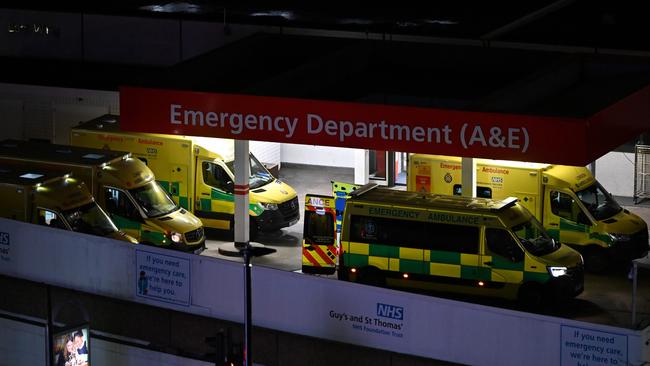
[348,183,379,198]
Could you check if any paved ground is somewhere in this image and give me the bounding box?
[201,163,650,330]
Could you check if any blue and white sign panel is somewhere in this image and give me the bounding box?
[135,249,191,306]
[0,231,9,262]
[561,325,628,366]
[0,218,647,366]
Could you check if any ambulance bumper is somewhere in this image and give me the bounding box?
[256,197,300,231]
[547,265,584,299]
[610,229,649,262]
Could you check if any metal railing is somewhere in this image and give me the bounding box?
[634,144,650,204]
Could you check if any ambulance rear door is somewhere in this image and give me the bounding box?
[302,194,337,275]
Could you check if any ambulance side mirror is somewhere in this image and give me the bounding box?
[225,180,234,194]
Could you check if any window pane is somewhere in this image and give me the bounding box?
[550,191,580,222]
[305,211,334,244]
[451,185,492,198]
[350,215,478,254]
[486,228,524,262]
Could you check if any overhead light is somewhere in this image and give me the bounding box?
[250,10,295,21]
[338,18,373,25]
[20,173,44,179]
[83,153,105,160]
[424,19,458,25]
[140,2,204,14]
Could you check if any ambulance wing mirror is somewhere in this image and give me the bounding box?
[225,180,234,193]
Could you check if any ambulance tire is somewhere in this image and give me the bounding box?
[584,246,608,273]
[357,267,385,287]
[518,282,544,310]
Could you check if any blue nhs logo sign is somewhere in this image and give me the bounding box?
[376,303,404,320]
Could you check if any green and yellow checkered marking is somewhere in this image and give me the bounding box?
[197,188,264,216]
[342,241,551,285]
[158,180,189,210]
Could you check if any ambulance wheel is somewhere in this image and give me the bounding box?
[357,267,385,287]
[584,246,608,273]
[518,282,544,309]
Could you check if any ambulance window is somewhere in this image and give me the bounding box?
[350,215,478,253]
[350,215,429,249]
[429,223,479,254]
[37,209,67,230]
[452,185,492,198]
[486,228,524,262]
[202,162,233,192]
[304,211,334,244]
[550,191,582,223]
[105,187,140,221]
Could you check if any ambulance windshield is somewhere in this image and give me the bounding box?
[129,181,178,218]
[575,182,621,220]
[63,202,118,236]
[512,215,559,256]
[226,153,274,190]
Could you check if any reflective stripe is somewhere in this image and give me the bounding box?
[430,263,461,277]
[312,244,335,266]
[302,248,321,267]
[234,184,249,195]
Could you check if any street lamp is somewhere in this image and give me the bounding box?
[219,241,275,366]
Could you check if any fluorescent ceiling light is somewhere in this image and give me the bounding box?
[20,173,44,179]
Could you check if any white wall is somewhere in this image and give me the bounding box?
[0,218,646,366]
[281,143,357,168]
[596,151,637,197]
[250,140,282,167]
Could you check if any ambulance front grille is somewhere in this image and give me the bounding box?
[185,227,204,243]
[279,197,299,218]
[566,264,584,284]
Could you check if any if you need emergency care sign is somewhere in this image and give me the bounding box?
[135,249,190,306]
[120,87,589,165]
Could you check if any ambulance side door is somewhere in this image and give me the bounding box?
[103,186,144,242]
[194,159,234,230]
[545,189,592,245]
[481,227,526,290]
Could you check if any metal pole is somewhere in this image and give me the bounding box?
[45,285,53,366]
[461,157,477,197]
[632,262,638,326]
[243,248,252,366]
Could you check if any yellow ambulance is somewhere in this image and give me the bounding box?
[0,165,137,244]
[71,114,300,236]
[336,184,584,305]
[0,140,204,251]
[407,154,649,272]
[302,194,338,274]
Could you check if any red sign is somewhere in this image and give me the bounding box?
[120,86,649,166]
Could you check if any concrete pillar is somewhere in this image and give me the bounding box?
[354,149,369,185]
[234,139,250,245]
[461,157,477,197]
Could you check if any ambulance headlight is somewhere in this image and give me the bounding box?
[547,266,567,277]
[609,233,631,242]
[170,231,183,243]
[260,202,278,211]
